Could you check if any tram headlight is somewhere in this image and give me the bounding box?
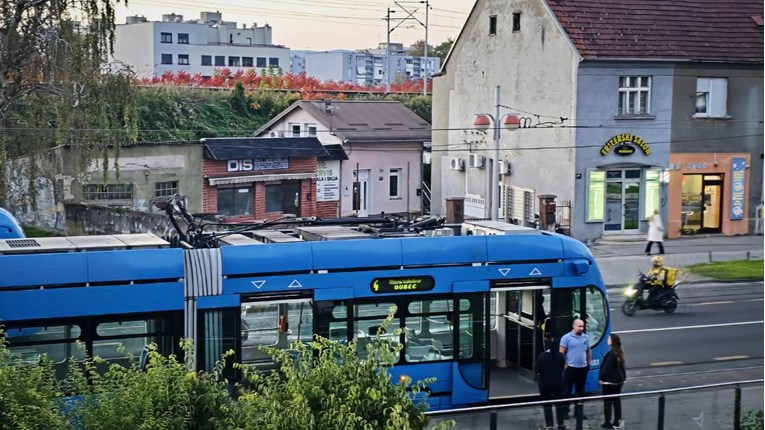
[624,287,637,298]
[398,374,411,385]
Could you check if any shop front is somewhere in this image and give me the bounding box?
[582,133,664,238]
[667,154,750,238]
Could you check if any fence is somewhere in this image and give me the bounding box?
[426,379,763,430]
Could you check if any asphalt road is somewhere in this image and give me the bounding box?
[429,281,764,430]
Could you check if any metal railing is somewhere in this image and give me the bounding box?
[426,379,764,430]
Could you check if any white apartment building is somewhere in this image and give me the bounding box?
[291,47,441,87]
[113,11,290,78]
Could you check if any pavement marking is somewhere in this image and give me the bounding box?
[713,355,750,361]
[696,300,734,305]
[614,320,764,334]
[650,361,684,366]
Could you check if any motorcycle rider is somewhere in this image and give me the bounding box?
[644,256,672,306]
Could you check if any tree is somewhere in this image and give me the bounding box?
[0,0,135,205]
[432,38,454,62]
[408,39,427,57]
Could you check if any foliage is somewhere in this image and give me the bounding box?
[65,340,231,430]
[686,259,763,280]
[742,410,764,430]
[0,0,135,204]
[431,39,455,62]
[22,225,63,237]
[408,38,453,63]
[0,331,70,429]
[222,312,452,430]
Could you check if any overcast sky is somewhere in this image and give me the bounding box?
[116,0,474,51]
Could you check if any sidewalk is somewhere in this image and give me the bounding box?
[587,234,764,288]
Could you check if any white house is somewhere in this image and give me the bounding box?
[254,100,431,218]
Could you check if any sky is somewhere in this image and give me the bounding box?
[116,0,474,51]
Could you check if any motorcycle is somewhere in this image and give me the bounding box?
[622,272,679,316]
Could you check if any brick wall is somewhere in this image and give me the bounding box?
[202,157,328,220]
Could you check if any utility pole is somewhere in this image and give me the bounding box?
[386,8,394,93]
[422,1,430,95]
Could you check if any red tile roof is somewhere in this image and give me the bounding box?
[548,0,763,63]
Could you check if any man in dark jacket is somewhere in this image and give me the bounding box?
[535,338,567,430]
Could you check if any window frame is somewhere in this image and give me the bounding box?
[268,57,279,67]
[177,54,189,65]
[177,33,189,44]
[618,76,652,116]
[228,56,241,67]
[83,183,134,201]
[256,57,267,67]
[160,53,173,65]
[160,32,172,43]
[694,77,728,118]
[214,56,225,67]
[389,168,402,199]
[155,180,179,198]
[201,55,212,66]
[242,56,254,67]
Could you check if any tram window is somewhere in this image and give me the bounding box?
[354,318,400,363]
[404,317,448,362]
[286,301,313,344]
[584,287,608,345]
[331,304,348,319]
[458,295,487,361]
[241,303,279,347]
[5,325,83,364]
[355,302,396,317]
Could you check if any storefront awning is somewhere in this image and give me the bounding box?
[208,172,315,186]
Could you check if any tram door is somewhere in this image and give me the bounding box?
[490,286,549,398]
[238,293,313,368]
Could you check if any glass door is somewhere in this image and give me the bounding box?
[605,173,641,233]
[681,174,723,234]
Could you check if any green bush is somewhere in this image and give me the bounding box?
[742,410,764,430]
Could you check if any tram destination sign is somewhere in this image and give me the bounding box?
[371,276,435,294]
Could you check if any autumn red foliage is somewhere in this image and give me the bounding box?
[136,69,430,97]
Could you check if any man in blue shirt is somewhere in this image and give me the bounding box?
[559,318,591,420]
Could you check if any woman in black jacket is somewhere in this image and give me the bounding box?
[598,333,626,429]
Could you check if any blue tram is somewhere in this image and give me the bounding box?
[0,221,610,410]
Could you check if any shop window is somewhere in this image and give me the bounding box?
[586,170,605,222]
[643,170,661,219]
[265,181,300,214]
[695,78,728,118]
[217,187,253,216]
[618,76,651,115]
[389,168,402,199]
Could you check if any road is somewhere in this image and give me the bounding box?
[429,281,764,429]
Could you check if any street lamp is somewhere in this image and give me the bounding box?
[473,85,519,221]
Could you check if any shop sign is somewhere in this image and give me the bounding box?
[601,133,651,156]
[730,158,746,220]
[227,158,289,172]
[316,160,340,202]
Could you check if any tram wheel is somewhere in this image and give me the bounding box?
[622,301,637,316]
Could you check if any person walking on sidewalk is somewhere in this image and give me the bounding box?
[559,319,591,420]
[599,333,627,429]
[535,338,567,430]
[645,209,665,256]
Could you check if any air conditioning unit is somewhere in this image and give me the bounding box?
[450,157,465,171]
[469,153,485,169]
[498,160,512,175]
